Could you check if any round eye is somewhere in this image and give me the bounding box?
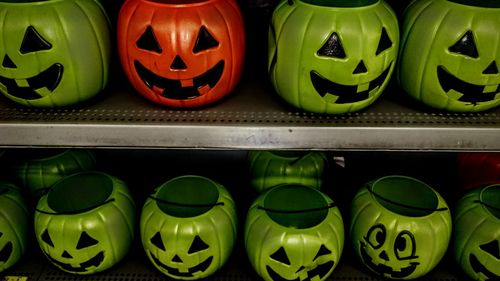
[394,231,416,260]
[365,224,386,249]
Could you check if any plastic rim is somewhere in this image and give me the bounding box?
[155,175,220,218]
[479,184,500,219]
[369,176,445,217]
[262,185,330,228]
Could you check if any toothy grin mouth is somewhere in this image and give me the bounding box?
[134,60,224,100]
[470,253,498,280]
[360,242,419,279]
[0,63,63,100]
[43,250,104,273]
[310,63,391,104]
[150,251,213,277]
[266,260,334,281]
[438,66,499,105]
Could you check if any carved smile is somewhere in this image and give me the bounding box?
[470,253,499,280]
[0,63,63,100]
[134,60,224,100]
[310,62,391,104]
[0,242,12,262]
[438,66,499,105]
[149,251,213,277]
[360,242,419,279]
[43,250,104,273]
[266,260,334,281]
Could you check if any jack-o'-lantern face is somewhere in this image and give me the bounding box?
[39,229,104,273]
[350,176,452,280]
[148,232,213,278]
[268,0,399,114]
[308,27,394,104]
[437,30,500,105]
[453,184,500,281]
[0,26,62,101]
[140,175,238,280]
[0,0,110,107]
[117,0,245,108]
[360,224,419,279]
[134,25,224,101]
[399,0,500,112]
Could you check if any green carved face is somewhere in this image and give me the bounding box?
[399,0,500,112]
[245,185,344,281]
[350,176,452,279]
[269,0,399,114]
[0,0,110,107]
[35,172,135,275]
[454,184,500,281]
[141,176,237,280]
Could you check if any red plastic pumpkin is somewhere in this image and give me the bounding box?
[117,0,245,108]
[457,153,500,190]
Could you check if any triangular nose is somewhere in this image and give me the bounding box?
[171,254,183,263]
[483,61,499,75]
[353,60,367,74]
[170,55,187,70]
[2,55,16,68]
[62,250,73,258]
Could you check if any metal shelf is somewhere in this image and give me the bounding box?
[0,67,499,151]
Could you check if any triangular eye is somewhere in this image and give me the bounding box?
[193,26,219,53]
[20,26,52,54]
[449,30,479,58]
[0,232,3,238]
[76,231,99,249]
[480,240,500,259]
[137,26,162,54]
[188,235,209,254]
[270,247,291,265]
[313,245,332,261]
[150,232,166,251]
[317,32,346,59]
[376,27,392,55]
[41,229,54,247]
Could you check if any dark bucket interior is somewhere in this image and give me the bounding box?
[156,176,219,218]
[263,184,329,229]
[371,176,440,217]
[47,172,113,214]
[480,184,500,219]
